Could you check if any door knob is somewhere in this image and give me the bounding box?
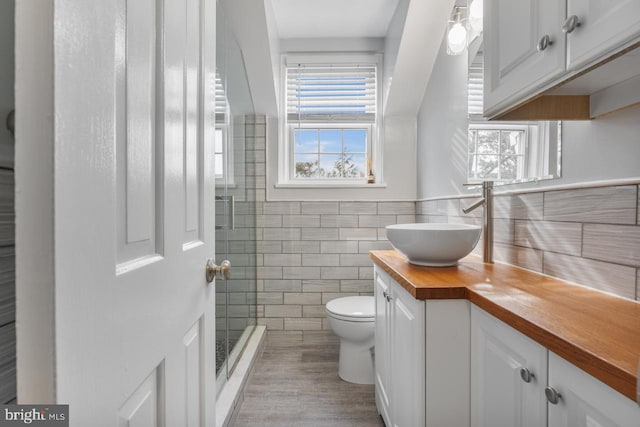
[206,259,231,283]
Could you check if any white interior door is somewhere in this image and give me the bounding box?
[15,0,218,425]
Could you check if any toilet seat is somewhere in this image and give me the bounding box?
[326,296,374,322]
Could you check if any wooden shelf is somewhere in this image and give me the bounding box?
[493,95,591,121]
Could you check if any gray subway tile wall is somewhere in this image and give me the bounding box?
[494,193,544,220]
[246,115,639,343]
[514,220,583,256]
[543,186,637,224]
[582,224,640,266]
[245,117,419,341]
[542,253,636,300]
[417,184,640,301]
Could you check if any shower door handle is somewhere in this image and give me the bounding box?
[215,195,235,230]
[206,259,231,283]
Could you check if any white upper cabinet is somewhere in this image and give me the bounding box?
[471,306,548,427]
[484,0,640,119]
[566,0,640,70]
[484,0,566,116]
[547,352,640,427]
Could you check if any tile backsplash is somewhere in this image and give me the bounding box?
[417,185,640,301]
[247,115,638,342]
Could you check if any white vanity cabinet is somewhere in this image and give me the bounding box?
[374,266,471,427]
[484,0,640,118]
[471,306,548,427]
[374,267,425,427]
[547,352,640,427]
[374,270,392,424]
[471,306,640,427]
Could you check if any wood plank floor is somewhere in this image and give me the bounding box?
[232,334,385,427]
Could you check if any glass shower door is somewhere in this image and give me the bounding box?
[215,2,257,393]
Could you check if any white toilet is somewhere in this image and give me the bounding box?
[326,296,375,384]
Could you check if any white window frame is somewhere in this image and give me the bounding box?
[278,53,383,187]
[467,50,561,184]
[467,122,532,182]
[288,123,373,182]
[215,71,235,187]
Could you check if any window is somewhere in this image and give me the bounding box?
[214,128,225,180]
[468,124,528,181]
[467,52,561,183]
[215,73,233,184]
[280,54,381,184]
[292,127,369,179]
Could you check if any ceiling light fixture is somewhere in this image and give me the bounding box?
[447,6,468,56]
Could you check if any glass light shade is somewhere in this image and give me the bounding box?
[447,22,468,55]
[469,0,483,32]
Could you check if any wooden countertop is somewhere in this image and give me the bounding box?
[370,250,640,402]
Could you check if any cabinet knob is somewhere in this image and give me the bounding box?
[383,291,393,302]
[537,35,553,52]
[545,386,562,405]
[519,367,535,383]
[562,15,581,34]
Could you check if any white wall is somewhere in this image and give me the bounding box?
[416,36,468,199]
[264,0,281,110]
[382,0,409,107]
[0,0,15,168]
[221,0,279,116]
[417,34,640,200]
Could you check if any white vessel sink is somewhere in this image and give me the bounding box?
[386,223,482,267]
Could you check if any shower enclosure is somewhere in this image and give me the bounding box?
[215,4,258,392]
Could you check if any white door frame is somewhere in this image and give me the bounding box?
[15,0,56,402]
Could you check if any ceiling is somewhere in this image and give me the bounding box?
[269,0,401,39]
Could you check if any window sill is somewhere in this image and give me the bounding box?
[275,182,387,189]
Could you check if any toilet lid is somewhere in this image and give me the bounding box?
[326,296,374,319]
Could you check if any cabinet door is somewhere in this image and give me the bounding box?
[566,0,640,70]
[484,0,566,116]
[391,283,425,427]
[471,306,547,427]
[374,268,391,425]
[547,352,640,427]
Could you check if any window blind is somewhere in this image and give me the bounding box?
[215,73,228,116]
[468,52,484,117]
[286,64,377,123]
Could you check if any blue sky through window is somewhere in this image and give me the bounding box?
[344,129,366,152]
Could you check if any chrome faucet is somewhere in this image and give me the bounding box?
[462,181,494,263]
